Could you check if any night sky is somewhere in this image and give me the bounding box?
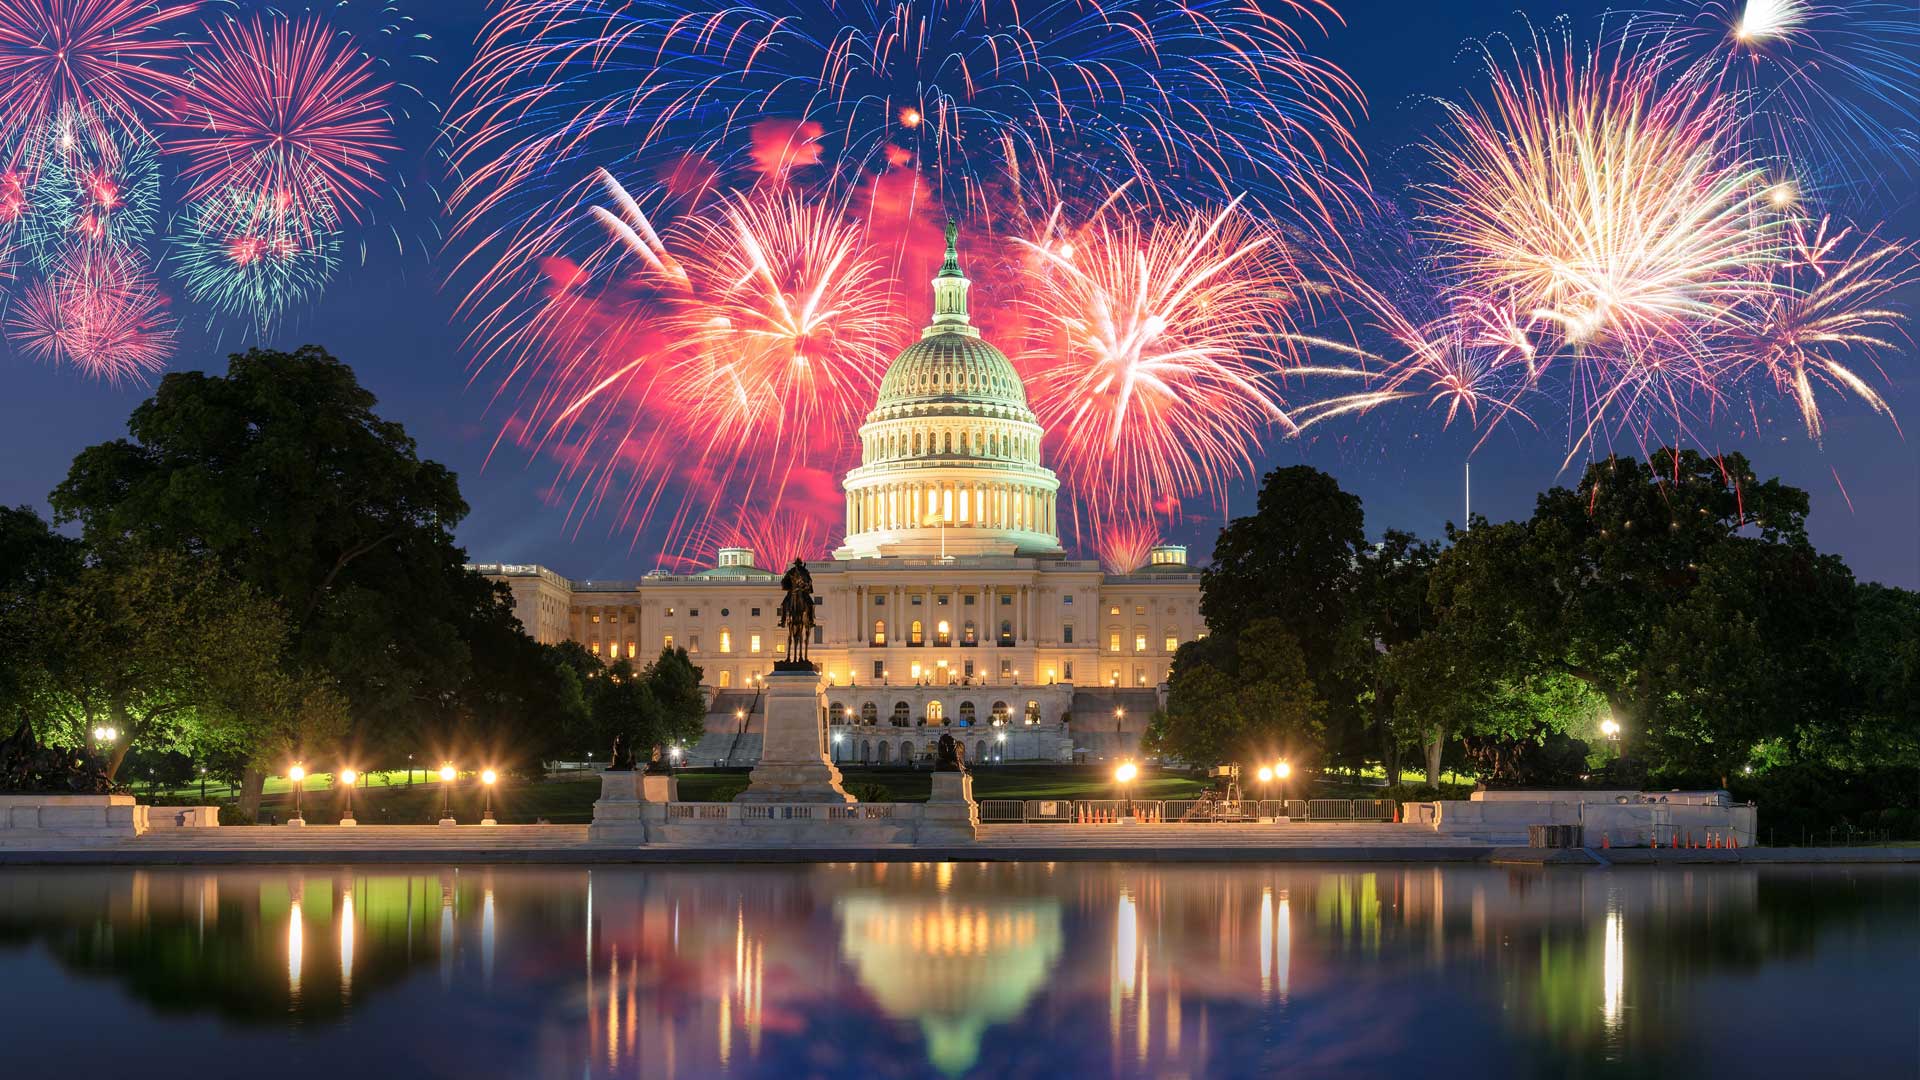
[1,0,1914,587]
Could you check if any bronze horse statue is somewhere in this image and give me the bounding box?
[777,559,816,666]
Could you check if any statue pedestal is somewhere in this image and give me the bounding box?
[920,771,979,842]
[738,667,853,803]
[589,769,673,844]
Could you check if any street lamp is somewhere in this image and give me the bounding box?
[481,769,498,825]
[1275,760,1292,817]
[287,763,306,826]
[1114,761,1138,820]
[199,766,207,801]
[996,730,1007,763]
[438,762,457,826]
[91,725,117,753]
[1600,717,1621,741]
[338,768,358,826]
[1114,706,1124,733]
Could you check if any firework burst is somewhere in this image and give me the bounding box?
[1014,195,1307,518]
[21,105,159,268]
[6,247,173,381]
[164,15,397,233]
[0,0,197,164]
[504,175,906,554]
[169,188,341,332]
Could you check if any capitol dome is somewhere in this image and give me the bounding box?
[836,222,1062,560]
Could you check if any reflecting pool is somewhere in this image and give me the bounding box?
[0,864,1913,1078]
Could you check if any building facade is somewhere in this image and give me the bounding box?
[476,224,1205,763]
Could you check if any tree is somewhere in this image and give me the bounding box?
[584,647,708,763]
[1200,466,1370,764]
[1147,619,1325,768]
[22,546,346,790]
[0,506,83,724]
[47,346,564,797]
[1407,449,1854,785]
[1353,528,1444,780]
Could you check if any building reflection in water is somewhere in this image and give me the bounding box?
[0,862,1908,1078]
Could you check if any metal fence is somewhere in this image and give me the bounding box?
[977,797,1399,824]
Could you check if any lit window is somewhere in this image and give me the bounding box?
[718,671,731,688]
[936,620,951,646]
[592,613,601,624]
[1108,605,1119,616]
[666,607,674,617]
[689,635,700,652]
[873,620,887,645]
[1135,633,1147,653]
[910,661,923,680]
[627,640,636,657]
[963,621,977,644]
[720,630,732,653]
[910,620,924,646]
[663,635,673,650]
[1109,632,1121,653]
[591,642,601,656]
[1136,666,1147,686]
[750,634,762,654]
[1165,633,1178,652]
[1135,605,1145,616]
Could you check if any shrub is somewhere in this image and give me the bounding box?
[849,782,894,803]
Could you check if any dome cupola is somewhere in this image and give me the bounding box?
[836,221,1062,560]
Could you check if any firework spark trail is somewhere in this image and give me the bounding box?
[22,105,159,270]
[163,15,397,235]
[1630,1,1920,195]
[0,0,198,165]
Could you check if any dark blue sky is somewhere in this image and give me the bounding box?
[1,0,1914,587]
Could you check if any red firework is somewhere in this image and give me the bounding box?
[163,15,394,230]
[6,248,172,381]
[0,0,197,159]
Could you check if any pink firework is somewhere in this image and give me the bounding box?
[1013,196,1306,519]
[0,0,197,162]
[507,174,905,558]
[163,16,394,231]
[6,248,173,381]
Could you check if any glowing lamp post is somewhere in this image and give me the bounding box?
[1275,760,1293,819]
[996,730,1007,763]
[481,769,498,825]
[338,768,358,826]
[1114,761,1139,821]
[438,763,457,826]
[287,764,306,827]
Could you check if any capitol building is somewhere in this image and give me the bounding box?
[476,226,1206,765]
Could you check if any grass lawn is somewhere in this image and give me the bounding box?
[219,763,1209,824]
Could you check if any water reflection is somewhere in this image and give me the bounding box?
[0,864,1911,1078]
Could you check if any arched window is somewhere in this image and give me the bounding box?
[878,742,892,763]
[872,619,886,646]
[891,701,910,726]
[963,620,977,645]
[958,701,976,725]
[901,741,915,762]
[718,670,732,688]
[910,619,924,646]
[861,701,878,724]
[914,431,923,454]
[829,702,846,725]
[991,701,1010,725]
[1026,700,1041,724]
[928,700,944,724]
[976,740,988,763]
[935,620,951,646]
